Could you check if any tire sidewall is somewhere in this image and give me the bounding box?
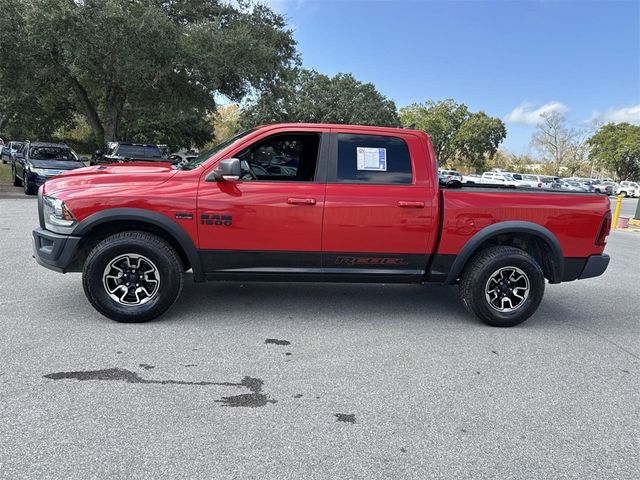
[471,253,544,327]
[84,237,182,322]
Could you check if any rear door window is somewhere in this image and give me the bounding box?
[335,134,412,184]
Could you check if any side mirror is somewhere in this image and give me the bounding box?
[207,158,241,182]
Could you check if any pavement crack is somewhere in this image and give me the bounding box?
[564,322,639,360]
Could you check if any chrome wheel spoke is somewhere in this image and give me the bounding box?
[485,266,530,313]
[102,253,160,307]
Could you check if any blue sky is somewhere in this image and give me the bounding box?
[265,0,640,154]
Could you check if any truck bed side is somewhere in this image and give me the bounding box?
[428,189,610,283]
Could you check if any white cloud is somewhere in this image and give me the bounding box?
[591,104,640,125]
[505,101,569,126]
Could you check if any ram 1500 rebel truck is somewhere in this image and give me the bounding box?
[32,124,611,327]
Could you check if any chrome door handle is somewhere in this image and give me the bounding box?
[397,201,425,208]
[287,198,316,205]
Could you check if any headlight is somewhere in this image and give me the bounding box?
[43,196,76,233]
[32,168,48,176]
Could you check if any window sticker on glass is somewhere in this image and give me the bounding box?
[356,147,387,171]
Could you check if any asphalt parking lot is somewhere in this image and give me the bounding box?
[0,195,638,480]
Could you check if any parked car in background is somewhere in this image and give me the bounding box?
[91,142,166,165]
[590,180,614,195]
[561,180,591,192]
[516,174,553,188]
[617,181,639,198]
[462,173,482,184]
[12,142,85,195]
[438,169,462,182]
[602,182,620,196]
[1,141,24,164]
[480,171,522,186]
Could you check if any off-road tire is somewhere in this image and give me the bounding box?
[82,231,184,323]
[459,246,545,327]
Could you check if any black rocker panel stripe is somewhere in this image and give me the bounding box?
[199,250,428,275]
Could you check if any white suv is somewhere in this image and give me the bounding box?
[517,174,554,188]
[481,171,523,186]
[618,181,639,198]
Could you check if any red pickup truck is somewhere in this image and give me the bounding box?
[33,123,611,327]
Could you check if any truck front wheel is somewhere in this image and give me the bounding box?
[82,231,184,323]
[459,246,545,327]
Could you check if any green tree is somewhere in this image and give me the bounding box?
[399,99,505,170]
[587,123,640,180]
[0,0,296,147]
[241,68,399,127]
[210,104,242,146]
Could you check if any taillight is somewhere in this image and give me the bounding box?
[596,210,611,246]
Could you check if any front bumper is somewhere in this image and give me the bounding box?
[32,228,82,273]
[578,254,610,280]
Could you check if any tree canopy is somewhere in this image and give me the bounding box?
[0,0,297,147]
[241,68,399,128]
[587,123,640,181]
[399,99,505,171]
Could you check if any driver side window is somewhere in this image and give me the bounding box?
[238,133,320,182]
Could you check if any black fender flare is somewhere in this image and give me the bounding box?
[73,208,205,282]
[444,221,564,285]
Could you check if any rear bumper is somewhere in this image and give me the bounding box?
[32,228,82,273]
[578,254,610,280]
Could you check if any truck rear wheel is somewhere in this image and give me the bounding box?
[82,231,184,323]
[459,246,545,327]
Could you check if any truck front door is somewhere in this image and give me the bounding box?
[197,129,329,276]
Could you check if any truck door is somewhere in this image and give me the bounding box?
[197,129,329,275]
[321,129,437,279]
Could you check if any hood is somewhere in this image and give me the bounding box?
[29,159,85,170]
[43,163,178,194]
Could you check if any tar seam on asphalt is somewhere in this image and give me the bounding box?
[265,338,291,345]
[334,413,356,424]
[139,364,155,370]
[43,368,276,407]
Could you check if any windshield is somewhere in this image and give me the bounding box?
[116,145,163,159]
[30,146,78,161]
[503,174,515,181]
[180,129,256,170]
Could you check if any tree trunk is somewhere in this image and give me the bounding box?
[103,87,126,142]
[66,74,105,146]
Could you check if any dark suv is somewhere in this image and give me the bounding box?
[91,142,165,165]
[12,142,85,195]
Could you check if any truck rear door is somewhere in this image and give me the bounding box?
[321,128,438,279]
